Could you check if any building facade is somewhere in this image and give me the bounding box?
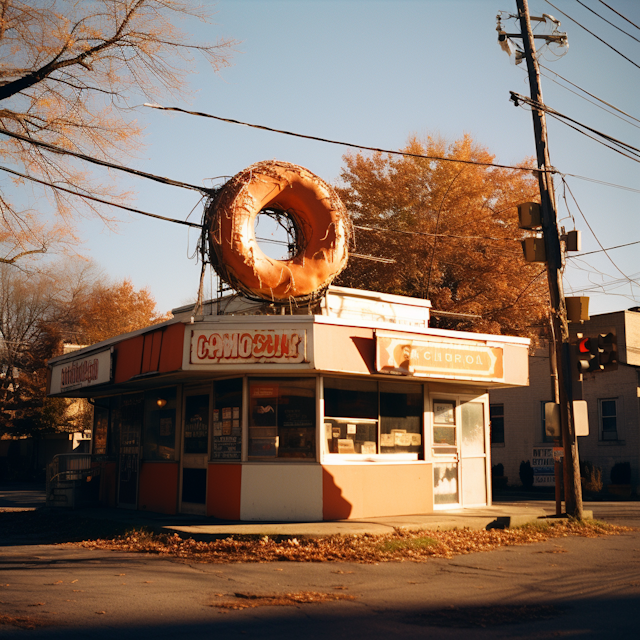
[490,309,640,492]
[47,287,530,521]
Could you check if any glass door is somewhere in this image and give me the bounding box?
[117,393,144,508]
[432,398,459,507]
[180,388,211,515]
[459,398,489,506]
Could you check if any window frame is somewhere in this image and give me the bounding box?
[322,376,425,461]
[599,397,622,442]
[489,403,505,446]
[247,377,317,461]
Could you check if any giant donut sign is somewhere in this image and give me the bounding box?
[206,160,351,302]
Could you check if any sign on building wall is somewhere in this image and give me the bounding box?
[532,446,555,486]
[376,333,503,381]
[190,329,307,365]
[49,348,113,394]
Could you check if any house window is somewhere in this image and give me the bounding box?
[324,378,423,456]
[248,378,316,459]
[489,404,504,445]
[600,398,619,441]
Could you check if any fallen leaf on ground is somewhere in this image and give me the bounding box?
[0,613,49,630]
[71,520,630,565]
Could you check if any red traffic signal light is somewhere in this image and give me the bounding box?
[575,331,618,374]
[575,336,602,373]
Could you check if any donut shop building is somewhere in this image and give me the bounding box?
[47,286,530,520]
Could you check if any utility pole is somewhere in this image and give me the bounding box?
[515,0,583,518]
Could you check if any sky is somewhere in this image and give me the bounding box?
[67,0,640,315]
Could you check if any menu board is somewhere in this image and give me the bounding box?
[212,405,242,460]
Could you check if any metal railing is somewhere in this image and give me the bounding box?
[47,453,98,485]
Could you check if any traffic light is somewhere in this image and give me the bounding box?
[576,334,602,373]
[575,331,618,374]
[598,331,618,372]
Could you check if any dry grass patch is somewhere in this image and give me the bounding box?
[210,591,356,610]
[72,519,631,564]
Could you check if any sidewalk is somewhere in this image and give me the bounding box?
[50,502,556,539]
[0,484,577,538]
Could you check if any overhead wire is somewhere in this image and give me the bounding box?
[575,0,640,43]
[511,92,640,163]
[568,239,640,257]
[142,103,539,174]
[543,0,640,71]
[539,68,640,130]
[0,126,212,194]
[598,0,640,31]
[561,176,640,288]
[0,164,203,229]
[539,64,640,125]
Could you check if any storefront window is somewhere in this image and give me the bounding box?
[324,378,424,456]
[380,382,423,454]
[212,378,243,461]
[143,387,177,460]
[92,401,109,456]
[248,378,316,459]
[184,394,209,454]
[324,379,378,454]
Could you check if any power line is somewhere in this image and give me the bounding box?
[353,223,516,244]
[598,1,640,31]
[511,92,640,162]
[0,165,203,229]
[562,172,640,195]
[0,127,211,194]
[543,0,640,71]
[567,239,640,257]
[575,0,640,43]
[538,64,640,128]
[561,177,640,287]
[143,103,540,174]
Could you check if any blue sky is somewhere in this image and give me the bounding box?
[73,0,640,316]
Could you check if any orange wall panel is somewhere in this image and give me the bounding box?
[138,462,179,515]
[207,464,242,520]
[323,463,433,520]
[159,323,185,372]
[114,335,144,383]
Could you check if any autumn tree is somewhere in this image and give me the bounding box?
[71,277,169,344]
[335,134,549,341]
[0,0,236,264]
[0,261,167,436]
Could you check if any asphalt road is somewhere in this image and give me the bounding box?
[2,509,640,639]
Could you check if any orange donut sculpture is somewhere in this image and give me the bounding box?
[207,161,351,302]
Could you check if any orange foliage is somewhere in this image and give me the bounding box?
[73,278,170,344]
[336,134,549,342]
[0,0,237,264]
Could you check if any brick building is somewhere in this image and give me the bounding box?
[490,308,640,492]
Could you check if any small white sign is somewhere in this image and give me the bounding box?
[49,348,112,394]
